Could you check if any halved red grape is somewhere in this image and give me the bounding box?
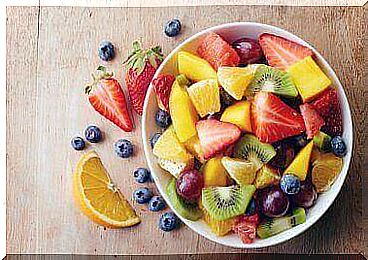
[232,38,264,65]
[257,187,290,218]
[290,181,318,208]
[176,170,204,202]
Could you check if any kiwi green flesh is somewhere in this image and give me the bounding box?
[202,185,256,221]
[246,65,298,98]
[166,178,202,221]
[257,208,306,239]
[234,134,276,170]
[313,131,332,151]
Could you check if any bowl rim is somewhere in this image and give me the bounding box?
[142,22,353,249]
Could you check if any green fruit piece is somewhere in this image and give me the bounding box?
[166,178,202,221]
[221,157,257,185]
[176,74,191,86]
[202,185,256,221]
[246,65,298,98]
[257,207,306,239]
[234,134,276,170]
[313,131,332,151]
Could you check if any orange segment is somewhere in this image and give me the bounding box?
[73,151,140,228]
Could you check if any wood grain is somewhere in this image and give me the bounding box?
[6,5,367,255]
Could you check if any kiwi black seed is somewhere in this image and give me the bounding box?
[245,65,298,98]
[202,185,255,221]
[234,134,276,170]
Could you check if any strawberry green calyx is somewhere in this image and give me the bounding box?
[124,41,163,75]
[85,66,113,95]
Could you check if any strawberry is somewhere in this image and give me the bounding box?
[85,66,133,132]
[251,92,306,143]
[300,103,325,139]
[196,119,241,159]
[310,87,343,136]
[233,221,257,244]
[259,33,313,71]
[124,41,163,116]
[197,32,240,70]
[152,74,175,112]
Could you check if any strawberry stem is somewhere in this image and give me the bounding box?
[85,66,114,95]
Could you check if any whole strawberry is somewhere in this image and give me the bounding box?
[124,41,163,116]
[85,66,133,132]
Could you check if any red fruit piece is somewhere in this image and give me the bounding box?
[235,213,260,226]
[85,66,133,132]
[259,33,313,71]
[251,92,306,143]
[197,32,240,70]
[152,74,175,112]
[196,119,241,160]
[310,87,343,136]
[124,41,163,116]
[300,103,325,139]
[233,221,257,244]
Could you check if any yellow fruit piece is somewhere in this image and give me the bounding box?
[169,81,199,142]
[158,157,194,178]
[73,151,140,228]
[187,79,221,117]
[255,165,280,189]
[217,66,257,100]
[203,157,228,187]
[184,135,205,162]
[221,157,256,185]
[203,208,234,236]
[153,126,193,162]
[220,101,252,132]
[312,153,343,192]
[284,141,314,181]
[287,56,331,102]
[178,51,217,82]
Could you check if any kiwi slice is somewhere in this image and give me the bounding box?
[234,134,276,170]
[202,185,255,221]
[257,207,306,239]
[313,131,331,151]
[166,178,202,221]
[246,65,298,98]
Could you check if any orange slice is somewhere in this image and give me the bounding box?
[73,151,140,228]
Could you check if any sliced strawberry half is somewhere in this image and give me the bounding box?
[259,33,313,71]
[300,103,325,139]
[197,32,240,70]
[152,74,175,112]
[310,87,343,136]
[196,119,241,159]
[251,92,306,143]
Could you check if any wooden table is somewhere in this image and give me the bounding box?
[6,5,367,256]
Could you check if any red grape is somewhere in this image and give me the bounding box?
[232,38,264,65]
[290,181,318,208]
[257,187,290,218]
[176,170,204,202]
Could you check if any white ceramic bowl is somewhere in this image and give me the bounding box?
[142,22,353,248]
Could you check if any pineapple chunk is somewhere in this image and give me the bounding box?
[220,101,252,132]
[255,166,280,189]
[203,208,234,236]
[178,51,217,82]
[287,56,331,102]
[187,79,221,117]
[203,157,228,187]
[158,158,194,178]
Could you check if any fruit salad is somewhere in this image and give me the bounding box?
[151,31,347,243]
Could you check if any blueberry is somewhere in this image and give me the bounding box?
[71,136,85,151]
[245,198,257,216]
[280,174,301,195]
[150,132,161,149]
[148,196,166,212]
[84,125,102,143]
[133,168,151,183]
[155,109,171,128]
[98,40,115,61]
[133,187,153,204]
[159,212,180,231]
[331,136,347,157]
[114,139,133,158]
[164,19,181,37]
